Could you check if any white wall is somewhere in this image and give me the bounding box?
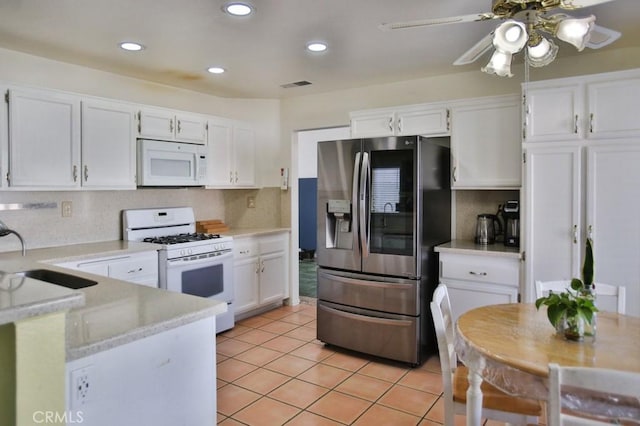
[297,127,350,179]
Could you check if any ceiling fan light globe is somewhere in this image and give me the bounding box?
[493,20,528,54]
[556,15,596,51]
[482,50,513,77]
[527,38,559,67]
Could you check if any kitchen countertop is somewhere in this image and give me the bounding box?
[0,241,227,361]
[435,240,522,259]
[223,227,291,238]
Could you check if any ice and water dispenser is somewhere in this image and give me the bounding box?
[325,199,353,249]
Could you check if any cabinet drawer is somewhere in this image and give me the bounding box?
[440,254,518,286]
[233,238,259,258]
[108,254,158,281]
[259,234,287,254]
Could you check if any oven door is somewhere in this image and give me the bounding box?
[164,250,234,302]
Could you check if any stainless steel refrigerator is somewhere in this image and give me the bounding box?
[316,135,451,365]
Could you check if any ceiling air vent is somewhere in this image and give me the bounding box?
[280,80,312,89]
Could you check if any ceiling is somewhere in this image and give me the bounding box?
[0,0,637,99]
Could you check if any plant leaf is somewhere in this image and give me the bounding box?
[547,304,565,327]
[583,237,594,286]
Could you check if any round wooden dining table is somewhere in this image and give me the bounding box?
[455,303,640,426]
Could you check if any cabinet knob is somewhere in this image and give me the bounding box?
[574,115,579,134]
[72,165,78,182]
[84,165,89,182]
[177,119,182,133]
[573,225,578,244]
[388,117,393,132]
[590,113,594,133]
[169,118,174,133]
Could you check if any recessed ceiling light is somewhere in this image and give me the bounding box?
[306,42,327,52]
[119,41,144,51]
[223,2,254,16]
[207,67,226,74]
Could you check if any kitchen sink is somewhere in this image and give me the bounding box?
[16,269,98,289]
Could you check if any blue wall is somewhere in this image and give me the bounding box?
[298,178,317,251]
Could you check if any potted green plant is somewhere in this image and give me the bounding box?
[535,238,598,341]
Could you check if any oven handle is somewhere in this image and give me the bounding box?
[165,250,233,268]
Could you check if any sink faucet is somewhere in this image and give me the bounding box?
[0,220,26,256]
[382,202,394,227]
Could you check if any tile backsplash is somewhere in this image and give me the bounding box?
[454,189,520,241]
[223,187,288,229]
[0,188,225,252]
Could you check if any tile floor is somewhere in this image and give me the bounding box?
[216,302,514,425]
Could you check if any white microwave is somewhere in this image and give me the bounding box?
[137,139,208,187]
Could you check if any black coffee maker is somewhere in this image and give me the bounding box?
[502,200,520,247]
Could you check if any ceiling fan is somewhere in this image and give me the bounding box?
[380,0,621,77]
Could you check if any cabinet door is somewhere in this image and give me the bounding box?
[524,146,582,302]
[8,88,80,188]
[587,78,640,139]
[233,124,256,187]
[524,85,583,142]
[207,119,234,186]
[259,251,286,305]
[138,108,175,140]
[175,113,206,144]
[451,97,521,188]
[397,106,450,136]
[81,99,136,189]
[444,280,518,323]
[586,145,640,317]
[233,256,260,314]
[350,110,395,138]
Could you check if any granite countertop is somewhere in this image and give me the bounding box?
[435,240,522,259]
[0,240,227,361]
[222,227,291,238]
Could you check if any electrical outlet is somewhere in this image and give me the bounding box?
[62,201,72,217]
[70,365,93,408]
[247,196,256,208]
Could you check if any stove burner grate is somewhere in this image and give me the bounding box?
[143,233,221,245]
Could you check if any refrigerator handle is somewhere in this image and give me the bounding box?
[360,152,370,258]
[352,152,361,257]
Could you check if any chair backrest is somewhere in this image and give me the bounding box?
[535,280,626,314]
[547,363,640,426]
[431,284,456,397]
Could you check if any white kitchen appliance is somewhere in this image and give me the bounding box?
[123,207,234,333]
[137,139,208,187]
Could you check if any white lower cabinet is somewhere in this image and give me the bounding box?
[56,251,159,288]
[437,250,520,322]
[233,232,289,317]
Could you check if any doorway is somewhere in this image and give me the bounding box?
[296,127,350,300]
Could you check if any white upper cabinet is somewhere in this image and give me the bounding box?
[81,99,136,189]
[523,69,640,142]
[350,103,450,138]
[587,77,640,139]
[450,95,521,189]
[138,107,206,144]
[206,117,256,188]
[7,88,81,188]
[523,84,583,142]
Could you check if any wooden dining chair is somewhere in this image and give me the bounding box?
[430,284,543,426]
[548,363,640,426]
[535,280,626,314]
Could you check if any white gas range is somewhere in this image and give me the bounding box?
[123,207,234,333]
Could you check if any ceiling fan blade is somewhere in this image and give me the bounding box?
[453,32,494,66]
[586,24,621,49]
[379,13,499,31]
[559,0,617,9]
